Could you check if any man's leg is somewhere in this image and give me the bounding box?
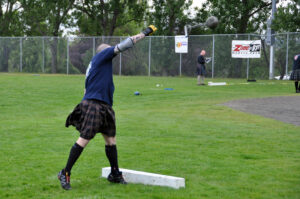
[103,135,119,174]
[102,134,126,184]
[197,75,201,85]
[58,137,89,190]
[199,75,204,85]
[295,81,299,93]
[65,137,89,173]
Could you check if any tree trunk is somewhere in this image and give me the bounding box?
[168,12,175,36]
[238,17,249,34]
[278,52,286,80]
[50,38,58,73]
[70,39,93,73]
[261,39,270,68]
[2,42,10,72]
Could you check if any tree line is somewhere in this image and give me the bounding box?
[0,0,299,77]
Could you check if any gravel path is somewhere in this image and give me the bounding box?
[223,96,300,126]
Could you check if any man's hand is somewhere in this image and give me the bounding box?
[142,25,157,36]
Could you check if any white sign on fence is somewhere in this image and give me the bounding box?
[175,36,188,53]
[232,40,261,58]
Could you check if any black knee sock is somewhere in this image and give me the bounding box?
[65,143,84,174]
[105,145,119,175]
[295,81,299,91]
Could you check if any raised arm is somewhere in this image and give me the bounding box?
[114,25,157,54]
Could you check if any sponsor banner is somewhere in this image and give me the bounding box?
[175,36,188,53]
[232,40,261,58]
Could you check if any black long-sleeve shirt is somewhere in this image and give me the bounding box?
[197,55,205,65]
[293,54,300,70]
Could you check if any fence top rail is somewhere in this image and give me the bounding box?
[191,33,261,37]
[0,32,298,39]
[273,32,300,36]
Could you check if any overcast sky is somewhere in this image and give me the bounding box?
[192,0,205,9]
[190,0,206,16]
[148,0,205,10]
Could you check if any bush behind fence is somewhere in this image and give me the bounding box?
[0,33,299,79]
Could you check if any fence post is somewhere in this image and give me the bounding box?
[269,45,275,79]
[93,37,96,56]
[67,37,69,75]
[212,35,215,78]
[42,37,45,73]
[148,37,151,76]
[179,53,182,76]
[119,37,122,76]
[246,34,250,79]
[20,37,22,72]
[285,33,289,76]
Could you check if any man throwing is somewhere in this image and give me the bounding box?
[197,50,207,85]
[58,25,157,190]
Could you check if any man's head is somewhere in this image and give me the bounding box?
[200,50,206,56]
[96,44,111,53]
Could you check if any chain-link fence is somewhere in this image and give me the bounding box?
[0,33,299,79]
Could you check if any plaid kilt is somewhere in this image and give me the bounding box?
[290,69,300,81]
[65,99,116,139]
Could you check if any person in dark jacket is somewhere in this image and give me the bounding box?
[57,25,157,190]
[290,53,300,93]
[197,50,206,85]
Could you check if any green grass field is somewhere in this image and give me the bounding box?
[0,73,299,199]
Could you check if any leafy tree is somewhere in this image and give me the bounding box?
[21,0,75,73]
[0,0,23,72]
[273,0,300,32]
[145,0,192,76]
[22,0,75,36]
[148,0,192,36]
[196,0,272,34]
[68,0,147,73]
[74,0,147,36]
[0,0,23,36]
